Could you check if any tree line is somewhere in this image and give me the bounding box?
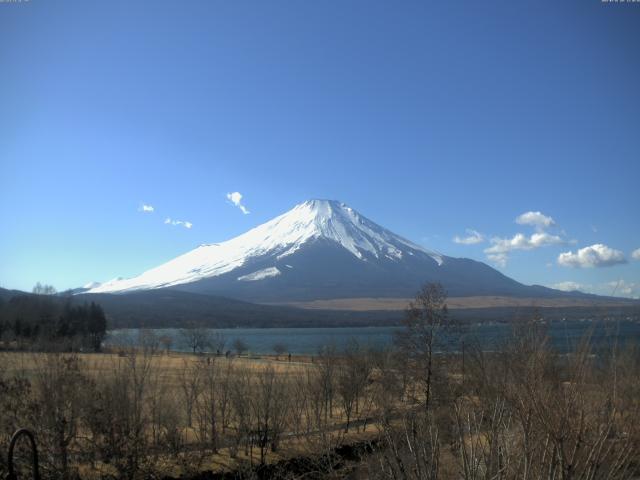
[0,284,107,352]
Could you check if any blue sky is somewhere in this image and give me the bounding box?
[1,0,639,297]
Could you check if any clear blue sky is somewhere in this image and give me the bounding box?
[1,0,639,297]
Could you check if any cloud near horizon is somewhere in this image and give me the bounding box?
[226,192,250,214]
[549,280,638,299]
[632,248,640,261]
[557,243,626,268]
[515,211,556,230]
[164,218,193,229]
[609,280,640,299]
[551,281,583,292]
[453,229,484,245]
[484,232,564,266]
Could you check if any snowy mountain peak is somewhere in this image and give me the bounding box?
[86,200,443,294]
[278,199,441,262]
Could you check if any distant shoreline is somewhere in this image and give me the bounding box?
[105,319,640,355]
[266,295,640,311]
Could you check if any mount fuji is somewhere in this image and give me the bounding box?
[84,199,575,303]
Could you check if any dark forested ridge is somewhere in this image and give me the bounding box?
[0,287,107,350]
[77,289,401,328]
[2,287,638,331]
[68,289,640,328]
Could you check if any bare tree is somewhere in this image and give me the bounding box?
[216,357,235,434]
[138,329,159,354]
[250,366,290,463]
[337,339,372,432]
[273,342,287,360]
[180,327,212,354]
[32,353,89,480]
[453,321,640,480]
[212,331,226,354]
[195,356,222,453]
[32,282,57,295]
[317,344,338,423]
[229,366,252,459]
[179,358,202,428]
[374,410,441,480]
[233,338,249,356]
[83,349,155,479]
[394,282,449,413]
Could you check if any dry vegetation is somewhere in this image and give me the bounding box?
[1,284,639,480]
[0,345,382,480]
[273,296,637,311]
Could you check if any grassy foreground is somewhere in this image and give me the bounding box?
[0,348,385,479]
[1,318,639,480]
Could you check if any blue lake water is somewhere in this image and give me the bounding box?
[106,320,640,355]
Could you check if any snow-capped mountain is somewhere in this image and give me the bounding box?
[88,199,443,294]
[85,199,563,301]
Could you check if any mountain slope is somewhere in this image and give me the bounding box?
[85,200,584,302]
[78,290,402,328]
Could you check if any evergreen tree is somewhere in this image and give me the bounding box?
[88,302,107,352]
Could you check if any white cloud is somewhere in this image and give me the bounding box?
[515,211,555,230]
[632,248,640,261]
[486,232,565,253]
[551,281,583,292]
[486,253,508,268]
[226,192,250,214]
[557,244,626,268]
[453,229,485,245]
[548,280,639,299]
[483,232,564,266]
[164,217,193,229]
[139,204,154,213]
[487,232,562,255]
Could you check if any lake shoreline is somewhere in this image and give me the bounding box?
[105,319,640,355]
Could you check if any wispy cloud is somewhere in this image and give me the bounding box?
[226,192,250,214]
[484,232,564,266]
[486,253,508,268]
[608,280,640,299]
[632,248,640,261]
[551,281,583,292]
[453,229,485,245]
[139,204,155,213]
[479,210,565,266]
[164,218,193,229]
[557,243,626,268]
[549,280,639,299]
[515,211,555,231]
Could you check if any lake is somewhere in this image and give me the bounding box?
[105,319,640,355]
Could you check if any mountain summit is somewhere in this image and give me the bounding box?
[86,200,566,301]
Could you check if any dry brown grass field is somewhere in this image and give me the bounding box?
[0,348,387,479]
[272,295,637,311]
[0,350,314,378]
